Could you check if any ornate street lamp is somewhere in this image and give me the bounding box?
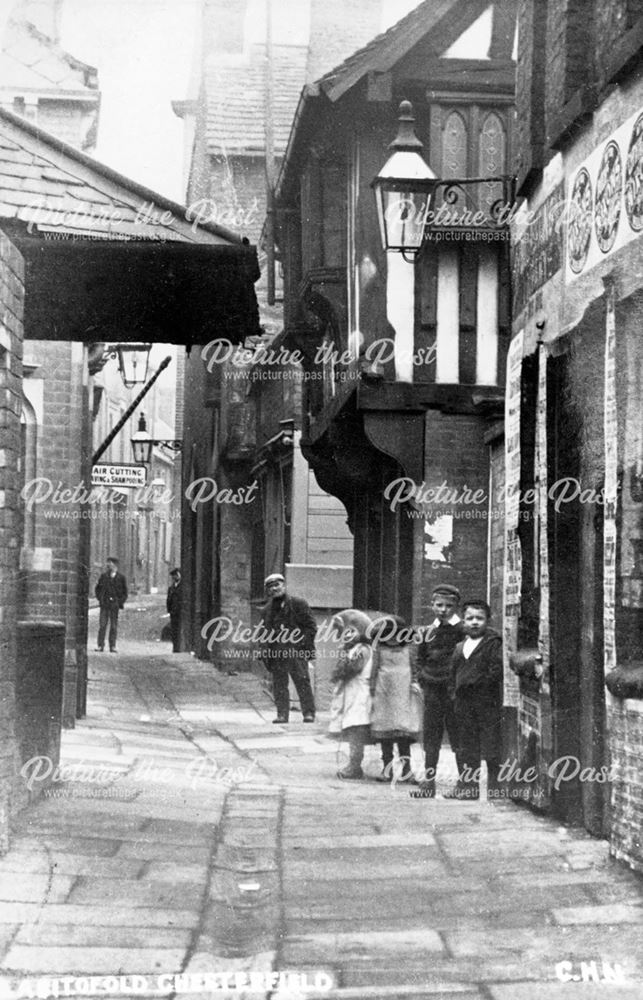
[131,413,153,465]
[130,412,182,465]
[372,100,513,260]
[371,100,438,258]
[115,343,152,388]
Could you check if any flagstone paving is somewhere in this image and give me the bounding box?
[0,621,641,999]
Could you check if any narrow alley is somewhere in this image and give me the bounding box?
[0,599,642,1000]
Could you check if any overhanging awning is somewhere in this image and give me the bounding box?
[11,234,260,345]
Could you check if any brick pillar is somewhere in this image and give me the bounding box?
[0,231,25,853]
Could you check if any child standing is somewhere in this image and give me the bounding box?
[446,599,503,800]
[415,585,464,797]
[328,610,374,780]
[370,615,421,782]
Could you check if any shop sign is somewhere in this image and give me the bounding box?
[91,463,147,488]
[512,184,564,315]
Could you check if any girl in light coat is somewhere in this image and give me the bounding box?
[370,614,422,782]
[328,609,374,780]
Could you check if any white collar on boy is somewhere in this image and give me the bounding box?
[431,613,460,627]
[462,635,484,658]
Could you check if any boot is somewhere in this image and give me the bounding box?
[398,755,416,783]
[337,767,364,780]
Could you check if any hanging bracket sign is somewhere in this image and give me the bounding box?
[91,463,147,488]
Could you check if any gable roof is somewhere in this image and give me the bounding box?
[316,0,462,103]
[205,44,308,156]
[275,0,515,201]
[0,107,260,345]
[0,105,247,244]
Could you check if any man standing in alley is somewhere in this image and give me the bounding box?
[95,556,128,653]
[260,573,316,724]
[166,567,182,652]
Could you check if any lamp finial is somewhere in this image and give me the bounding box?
[390,100,424,152]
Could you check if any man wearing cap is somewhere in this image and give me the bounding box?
[414,584,464,796]
[260,574,317,723]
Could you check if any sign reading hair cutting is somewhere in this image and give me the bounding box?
[566,107,643,280]
[91,463,147,488]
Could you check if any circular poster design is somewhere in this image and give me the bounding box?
[625,111,643,232]
[594,140,622,254]
[568,168,592,274]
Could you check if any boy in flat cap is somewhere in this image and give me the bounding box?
[260,573,317,724]
[414,584,464,797]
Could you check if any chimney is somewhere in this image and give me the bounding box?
[12,0,63,42]
[203,0,248,55]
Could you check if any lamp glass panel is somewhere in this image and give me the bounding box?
[131,436,153,464]
[377,184,432,251]
[119,346,151,386]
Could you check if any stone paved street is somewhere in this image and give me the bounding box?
[1,610,642,1000]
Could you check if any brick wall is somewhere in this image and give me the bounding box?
[608,703,643,873]
[515,0,548,191]
[20,340,89,725]
[0,231,25,852]
[488,433,505,618]
[209,156,266,244]
[216,502,253,670]
[420,410,490,615]
[595,0,629,47]
[518,0,643,186]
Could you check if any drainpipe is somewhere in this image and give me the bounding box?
[265,0,276,306]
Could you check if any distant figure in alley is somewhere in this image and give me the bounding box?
[95,557,128,653]
[166,568,182,652]
[260,573,316,724]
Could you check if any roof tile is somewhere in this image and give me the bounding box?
[205,44,307,155]
[0,109,244,244]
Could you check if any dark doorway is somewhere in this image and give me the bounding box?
[547,350,607,833]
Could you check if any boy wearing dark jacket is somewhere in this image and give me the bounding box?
[446,599,503,800]
[414,585,464,797]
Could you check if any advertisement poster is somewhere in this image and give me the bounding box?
[566,105,643,282]
[502,331,523,708]
[1,3,642,999]
[604,284,618,673]
[536,342,550,695]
